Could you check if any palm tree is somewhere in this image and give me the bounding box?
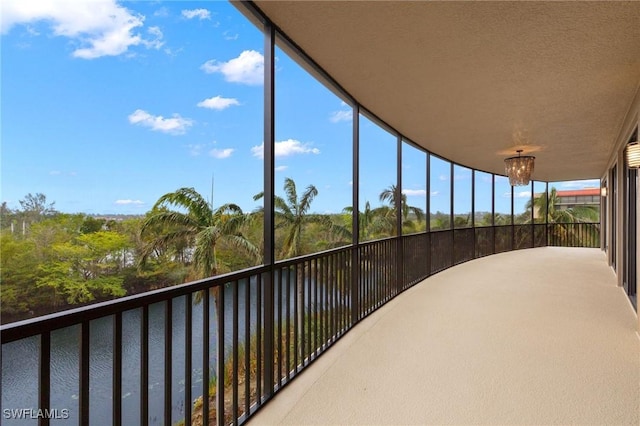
[254,178,347,258]
[342,201,378,240]
[254,177,348,360]
[141,187,259,417]
[379,184,425,235]
[141,187,259,278]
[527,187,599,245]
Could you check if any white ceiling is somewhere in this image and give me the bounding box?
[252,0,640,181]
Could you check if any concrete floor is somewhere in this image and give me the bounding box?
[250,247,639,425]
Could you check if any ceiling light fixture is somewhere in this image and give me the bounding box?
[504,149,535,186]
[626,141,640,168]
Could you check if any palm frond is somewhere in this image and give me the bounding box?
[142,211,198,233]
[224,234,262,263]
[283,178,298,213]
[193,227,219,277]
[273,195,293,218]
[154,187,212,225]
[379,185,396,206]
[299,184,318,215]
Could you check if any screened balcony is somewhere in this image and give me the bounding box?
[1,1,639,426]
[250,247,639,425]
[1,225,632,426]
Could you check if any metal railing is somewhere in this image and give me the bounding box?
[0,223,600,426]
[548,222,600,248]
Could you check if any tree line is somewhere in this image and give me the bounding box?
[0,183,597,323]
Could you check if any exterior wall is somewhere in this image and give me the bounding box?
[602,86,639,330]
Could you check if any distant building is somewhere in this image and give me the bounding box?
[533,188,600,220]
[555,188,600,210]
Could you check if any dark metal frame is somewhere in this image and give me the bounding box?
[0,2,607,426]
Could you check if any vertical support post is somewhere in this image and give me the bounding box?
[262,20,276,399]
[202,292,209,426]
[492,174,496,254]
[426,154,431,275]
[164,300,172,426]
[184,294,192,426]
[113,313,122,426]
[80,322,91,426]
[141,309,149,426]
[396,135,403,293]
[426,154,431,233]
[472,170,476,257]
[450,161,455,265]
[351,104,360,324]
[39,332,51,426]
[545,181,549,246]
[511,183,515,249]
[232,284,239,418]
[531,181,535,247]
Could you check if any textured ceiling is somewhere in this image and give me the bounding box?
[252,0,640,181]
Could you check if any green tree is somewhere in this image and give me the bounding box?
[430,212,451,230]
[0,233,40,317]
[493,213,511,226]
[527,187,599,246]
[0,202,15,232]
[254,177,347,360]
[379,185,425,235]
[142,187,260,418]
[528,187,599,224]
[18,193,57,228]
[141,187,259,279]
[254,178,345,259]
[80,216,106,234]
[35,231,130,307]
[343,201,380,241]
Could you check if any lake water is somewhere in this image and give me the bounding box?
[1,279,269,426]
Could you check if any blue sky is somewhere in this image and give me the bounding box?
[1,0,600,216]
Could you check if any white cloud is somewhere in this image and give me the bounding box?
[515,191,531,198]
[144,26,164,50]
[128,109,193,135]
[154,7,169,18]
[201,50,264,85]
[181,9,211,20]
[402,189,427,197]
[439,174,449,181]
[275,165,288,172]
[222,30,238,41]
[209,148,234,159]
[115,199,144,205]
[164,46,183,57]
[1,0,163,59]
[559,179,600,189]
[329,110,352,123]
[430,191,440,196]
[187,143,205,156]
[26,25,39,36]
[251,139,320,159]
[197,96,240,110]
